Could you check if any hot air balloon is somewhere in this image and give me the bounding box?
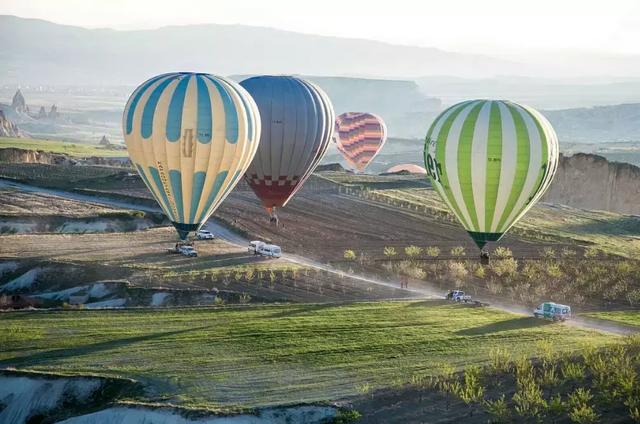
[424,99,558,250]
[240,76,334,222]
[123,72,261,240]
[334,112,387,172]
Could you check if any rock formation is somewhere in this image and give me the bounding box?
[11,89,28,114]
[99,135,111,146]
[37,106,47,119]
[48,104,59,119]
[544,153,640,215]
[0,110,26,137]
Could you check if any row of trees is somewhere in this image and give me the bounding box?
[359,245,640,307]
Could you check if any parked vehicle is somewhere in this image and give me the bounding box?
[445,289,472,303]
[196,229,215,240]
[534,302,571,321]
[248,241,265,254]
[168,243,198,257]
[257,244,281,258]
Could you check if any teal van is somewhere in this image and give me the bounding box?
[533,302,571,321]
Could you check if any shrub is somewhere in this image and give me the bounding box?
[583,247,600,259]
[425,246,441,257]
[344,250,356,261]
[561,361,586,383]
[448,261,468,281]
[541,247,556,258]
[484,395,510,423]
[569,403,599,424]
[459,365,484,405]
[489,258,518,277]
[473,264,486,279]
[332,409,362,424]
[561,247,577,258]
[405,245,423,258]
[488,348,511,374]
[450,246,466,257]
[493,246,513,258]
[383,246,397,258]
[238,292,251,304]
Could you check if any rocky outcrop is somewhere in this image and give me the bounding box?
[0,111,26,137]
[0,147,76,165]
[48,104,59,119]
[0,147,128,166]
[36,106,47,119]
[544,153,640,214]
[11,89,28,114]
[99,135,110,146]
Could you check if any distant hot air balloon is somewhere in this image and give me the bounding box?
[386,164,427,175]
[334,112,387,172]
[123,72,261,240]
[424,100,558,249]
[240,76,334,222]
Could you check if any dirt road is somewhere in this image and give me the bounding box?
[1,178,635,336]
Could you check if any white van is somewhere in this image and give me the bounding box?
[534,302,571,321]
[258,244,281,258]
[248,241,265,254]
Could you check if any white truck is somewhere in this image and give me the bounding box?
[445,289,472,303]
[196,229,215,240]
[534,302,571,321]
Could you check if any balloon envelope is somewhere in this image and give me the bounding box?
[386,164,427,174]
[240,76,334,209]
[424,99,558,249]
[335,112,387,172]
[123,72,260,239]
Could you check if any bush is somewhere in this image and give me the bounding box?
[450,246,466,257]
[383,246,397,258]
[484,395,510,423]
[541,247,556,258]
[344,250,356,261]
[448,261,468,281]
[489,258,518,277]
[493,246,513,258]
[425,246,441,257]
[332,409,362,424]
[405,245,423,258]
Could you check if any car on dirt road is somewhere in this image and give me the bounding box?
[248,241,265,254]
[257,244,281,258]
[196,230,214,240]
[534,302,571,321]
[168,243,198,257]
[445,289,472,303]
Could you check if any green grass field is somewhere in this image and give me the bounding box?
[0,301,615,410]
[0,137,126,157]
[583,311,640,328]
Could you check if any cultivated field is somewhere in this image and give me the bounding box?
[0,137,125,157]
[0,301,616,410]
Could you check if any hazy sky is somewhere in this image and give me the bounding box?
[2,0,640,56]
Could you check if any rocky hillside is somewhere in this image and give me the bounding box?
[544,153,640,215]
[0,111,26,137]
[0,148,128,167]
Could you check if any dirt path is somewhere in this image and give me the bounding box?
[2,178,636,336]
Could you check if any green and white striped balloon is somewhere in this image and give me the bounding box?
[424,100,559,249]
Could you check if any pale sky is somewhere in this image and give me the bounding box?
[2,0,640,56]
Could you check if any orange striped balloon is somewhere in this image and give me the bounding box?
[335,112,387,172]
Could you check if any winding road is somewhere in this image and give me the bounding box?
[1,178,636,336]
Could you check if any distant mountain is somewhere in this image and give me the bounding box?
[543,104,640,143]
[0,15,523,85]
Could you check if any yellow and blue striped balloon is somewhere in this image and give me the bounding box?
[424,99,559,249]
[123,72,261,240]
